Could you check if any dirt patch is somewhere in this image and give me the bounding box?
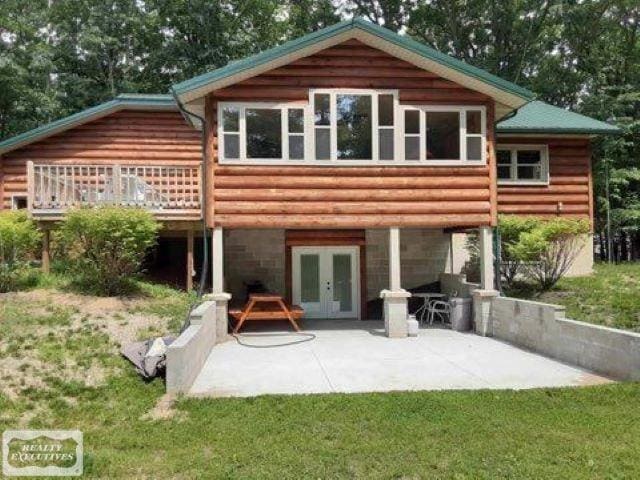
[141,393,182,421]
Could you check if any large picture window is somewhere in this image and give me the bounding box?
[218,91,486,165]
[497,145,549,184]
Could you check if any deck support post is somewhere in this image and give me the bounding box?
[186,229,194,292]
[474,226,499,336]
[210,226,231,342]
[41,228,50,274]
[381,227,410,338]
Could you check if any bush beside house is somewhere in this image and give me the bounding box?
[0,211,41,292]
[57,207,160,295]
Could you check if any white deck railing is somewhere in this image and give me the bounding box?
[27,161,201,218]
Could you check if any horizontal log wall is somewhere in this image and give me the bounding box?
[0,110,202,210]
[208,39,493,229]
[495,137,592,219]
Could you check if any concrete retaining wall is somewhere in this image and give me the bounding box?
[491,296,640,381]
[166,301,217,393]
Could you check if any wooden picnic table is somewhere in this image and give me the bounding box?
[229,293,304,334]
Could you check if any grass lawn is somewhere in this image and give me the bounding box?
[507,262,640,332]
[1,273,640,478]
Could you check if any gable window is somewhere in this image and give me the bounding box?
[497,145,549,184]
[400,106,486,163]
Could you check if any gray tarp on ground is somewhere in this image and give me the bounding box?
[121,336,175,379]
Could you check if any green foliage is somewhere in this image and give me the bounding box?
[498,215,541,287]
[57,207,160,295]
[0,211,41,292]
[506,217,590,290]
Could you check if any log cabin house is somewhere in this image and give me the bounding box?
[0,19,619,335]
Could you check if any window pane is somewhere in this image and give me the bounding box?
[301,254,320,303]
[497,166,511,179]
[337,94,372,160]
[314,94,330,126]
[289,109,304,133]
[497,149,511,165]
[224,134,239,159]
[405,136,420,160]
[223,107,239,131]
[517,165,541,180]
[379,129,394,160]
[426,111,460,159]
[467,137,482,161]
[289,136,304,160]
[333,254,352,312]
[378,94,394,126]
[315,129,330,160]
[466,110,481,134]
[404,110,420,134]
[517,150,541,164]
[246,109,282,158]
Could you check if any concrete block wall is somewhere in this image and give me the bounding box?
[366,228,449,301]
[491,296,640,381]
[224,229,285,301]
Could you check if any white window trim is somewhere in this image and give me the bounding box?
[217,90,486,166]
[399,105,487,165]
[497,144,550,185]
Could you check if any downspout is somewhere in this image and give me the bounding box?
[170,90,210,331]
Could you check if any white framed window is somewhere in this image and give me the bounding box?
[218,102,310,162]
[310,89,399,162]
[399,105,486,164]
[497,145,549,185]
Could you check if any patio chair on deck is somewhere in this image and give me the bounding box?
[426,300,452,325]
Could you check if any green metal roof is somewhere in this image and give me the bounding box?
[497,101,620,135]
[0,94,176,154]
[172,17,535,103]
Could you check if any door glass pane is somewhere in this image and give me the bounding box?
[301,254,320,303]
[426,111,460,159]
[337,94,372,160]
[379,129,394,160]
[332,254,352,312]
[315,129,330,160]
[246,108,282,158]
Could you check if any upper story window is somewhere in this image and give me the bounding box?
[497,145,549,185]
[218,89,486,165]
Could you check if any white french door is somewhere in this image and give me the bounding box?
[292,246,359,319]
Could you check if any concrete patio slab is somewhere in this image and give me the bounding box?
[189,320,612,397]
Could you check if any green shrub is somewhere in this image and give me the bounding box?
[57,207,160,295]
[0,211,41,292]
[498,215,541,288]
[509,217,590,290]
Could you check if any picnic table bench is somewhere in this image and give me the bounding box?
[229,293,304,334]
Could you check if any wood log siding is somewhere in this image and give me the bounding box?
[0,110,202,210]
[207,39,493,229]
[496,137,592,219]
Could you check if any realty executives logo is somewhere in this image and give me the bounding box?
[2,430,83,477]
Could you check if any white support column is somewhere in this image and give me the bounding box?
[479,226,495,290]
[380,227,411,338]
[389,227,401,291]
[212,226,224,293]
[209,226,231,342]
[473,226,498,336]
